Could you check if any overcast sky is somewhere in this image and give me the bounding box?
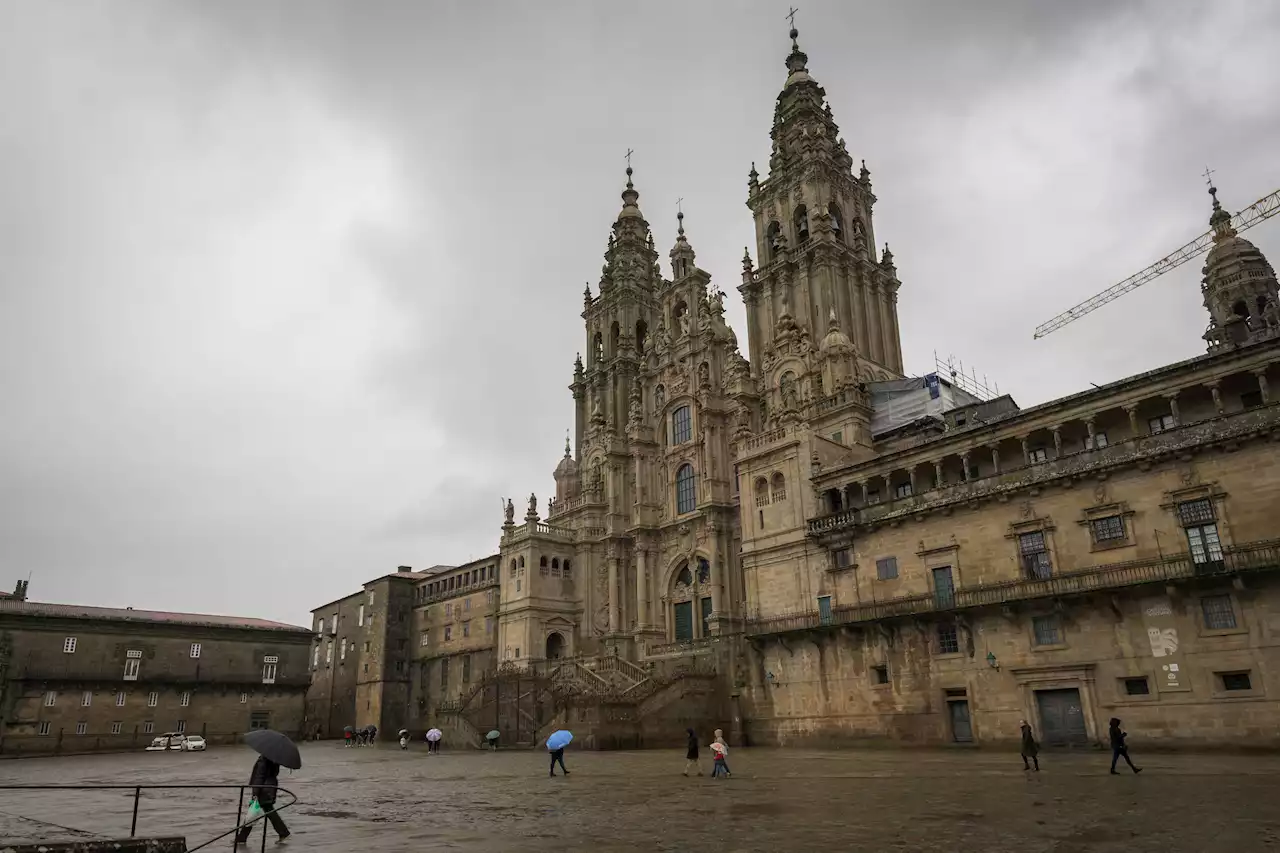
[1,0,1277,626]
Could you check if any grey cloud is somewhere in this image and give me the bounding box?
[1,0,1277,625]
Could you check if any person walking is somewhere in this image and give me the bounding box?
[683,728,702,776]
[713,729,732,777]
[1020,720,1040,771]
[710,740,729,779]
[549,746,569,777]
[1109,718,1141,775]
[235,755,290,846]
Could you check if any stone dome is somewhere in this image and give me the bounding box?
[819,309,855,355]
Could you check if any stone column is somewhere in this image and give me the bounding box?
[1125,405,1141,436]
[1052,426,1063,458]
[933,460,945,489]
[990,444,1001,474]
[1020,436,1031,466]
[710,528,724,614]
[635,547,648,629]
[888,290,903,373]
[879,287,894,371]
[961,452,971,481]
[1207,380,1224,414]
[864,282,883,364]
[608,555,620,634]
[1085,418,1096,449]
[859,480,869,504]
[907,467,917,496]
[1255,369,1271,404]
[1166,392,1180,426]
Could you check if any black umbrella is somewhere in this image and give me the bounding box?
[243,729,302,770]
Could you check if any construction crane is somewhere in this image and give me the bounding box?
[1033,187,1280,339]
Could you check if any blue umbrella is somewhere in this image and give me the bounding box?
[546,730,573,751]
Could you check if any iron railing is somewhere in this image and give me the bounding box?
[0,783,297,852]
[746,539,1280,637]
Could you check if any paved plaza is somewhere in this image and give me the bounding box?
[2,742,1279,851]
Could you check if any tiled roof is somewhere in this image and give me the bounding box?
[0,599,312,634]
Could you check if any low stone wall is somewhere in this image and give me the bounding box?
[1,838,187,853]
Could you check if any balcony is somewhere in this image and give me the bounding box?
[503,520,578,545]
[807,403,1280,538]
[745,538,1280,638]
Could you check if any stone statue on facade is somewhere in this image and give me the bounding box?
[503,498,515,525]
[527,493,539,520]
[678,309,691,338]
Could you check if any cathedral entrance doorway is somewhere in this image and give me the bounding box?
[546,631,565,660]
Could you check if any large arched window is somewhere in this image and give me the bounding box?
[766,221,782,260]
[671,406,692,445]
[562,559,572,579]
[794,204,809,243]
[636,320,648,355]
[754,477,770,507]
[675,464,697,514]
[509,559,517,578]
[829,200,844,240]
[771,472,787,502]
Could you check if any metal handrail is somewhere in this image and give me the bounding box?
[0,782,297,852]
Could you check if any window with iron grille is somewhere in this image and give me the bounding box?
[176,720,186,734]
[440,660,449,689]
[893,482,913,499]
[147,692,157,707]
[462,656,472,682]
[1032,614,1063,646]
[1029,447,1048,463]
[116,692,126,707]
[1186,522,1223,566]
[671,406,692,444]
[832,548,851,569]
[143,721,154,734]
[1018,531,1052,579]
[76,722,87,735]
[1123,677,1150,696]
[1177,498,1216,526]
[676,464,696,514]
[180,692,190,707]
[1149,413,1176,433]
[43,691,56,707]
[110,722,123,735]
[81,691,92,707]
[1201,594,1237,630]
[38,721,51,736]
[63,637,77,654]
[1086,432,1109,450]
[1090,515,1126,543]
[936,621,960,655]
[875,557,898,581]
[1220,671,1252,691]
[189,643,201,659]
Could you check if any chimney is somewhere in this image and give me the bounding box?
[13,579,28,601]
[397,566,412,572]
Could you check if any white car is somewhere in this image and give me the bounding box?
[145,733,182,751]
[180,735,207,752]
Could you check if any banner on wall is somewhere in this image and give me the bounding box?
[1141,597,1191,692]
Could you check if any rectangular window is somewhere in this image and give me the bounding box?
[340,639,347,661]
[1123,677,1150,696]
[44,690,57,707]
[676,465,696,514]
[1088,432,1109,450]
[240,693,248,704]
[1186,523,1224,568]
[189,643,201,659]
[831,431,843,444]
[462,622,471,638]
[262,663,277,684]
[516,579,522,592]
[832,548,851,569]
[147,691,158,707]
[38,721,52,736]
[462,656,472,682]
[116,691,126,707]
[143,721,154,734]
[330,614,337,634]
[1201,594,1237,630]
[358,604,365,626]
[81,691,92,707]
[1149,413,1176,433]
[123,659,140,681]
[76,721,87,735]
[1177,498,1216,526]
[421,632,429,647]
[440,660,449,689]
[817,595,833,625]
[444,626,452,641]
[1031,614,1063,646]
[110,721,123,735]
[180,692,190,707]
[872,665,890,685]
[175,720,186,734]
[1241,389,1264,409]
[1090,515,1126,543]
[63,637,77,654]
[465,598,471,612]
[893,482,913,499]
[1017,531,1052,579]
[1220,672,1253,691]
[1029,447,1049,463]
[487,590,495,605]
[485,616,493,635]
[936,621,960,655]
[671,405,692,444]
[325,641,333,665]
[875,557,898,581]
[446,602,453,617]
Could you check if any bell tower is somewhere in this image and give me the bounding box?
[1201,183,1280,353]
[738,23,904,380]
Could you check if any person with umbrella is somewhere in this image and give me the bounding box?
[399,729,410,750]
[547,730,572,777]
[343,725,354,748]
[486,730,500,752]
[236,729,300,846]
[425,727,442,754]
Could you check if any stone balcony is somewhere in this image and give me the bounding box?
[745,537,1280,638]
[808,402,1280,539]
[503,520,578,545]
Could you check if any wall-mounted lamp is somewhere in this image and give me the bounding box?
[986,652,1000,671]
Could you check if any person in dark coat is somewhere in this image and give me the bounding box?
[1109,717,1141,774]
[235,755,290,845]
[1019,720,1040,771]
[683,728,702,776]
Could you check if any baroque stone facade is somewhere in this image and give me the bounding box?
[0,583,312,755]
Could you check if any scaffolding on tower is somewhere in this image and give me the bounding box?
[933,351,1000,402]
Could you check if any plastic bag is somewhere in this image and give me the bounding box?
[246,798,264,823]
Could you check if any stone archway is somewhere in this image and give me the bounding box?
[545,631,565,660]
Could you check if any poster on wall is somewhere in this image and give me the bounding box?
[1141,597,1191,692]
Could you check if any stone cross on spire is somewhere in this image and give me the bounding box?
[786,6,799,29]
[1203,165,1217,188]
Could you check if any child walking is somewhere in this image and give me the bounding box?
[712,729,732,777]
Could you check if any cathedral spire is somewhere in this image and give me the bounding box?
[669,204,696,279]
[1208,183,1237,240]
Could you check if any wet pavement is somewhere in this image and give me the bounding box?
[2,742,1279,852]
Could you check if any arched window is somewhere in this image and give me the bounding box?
[563,559,572,579]
[766,221,782,260]
[592,331,603,365]
[509,559,517,578]
[794,204,809,243]
[771,472,787,502]
[672,406,692,445]
[518,556,525,568]
[675,464,696,514]
[676,564,693,586]
[539,556,549,576]
[551,557,559,569]
[636,320,648,355]
[755,477,770,507]
[828,201,844,240]
[610,321,620,357]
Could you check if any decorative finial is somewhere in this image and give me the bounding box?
[786,6,799,43]
[829,306,838,327]
[676,198,685,236]
[564,429,571,457]
[742,247,754,272]
[624,148,634,188]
